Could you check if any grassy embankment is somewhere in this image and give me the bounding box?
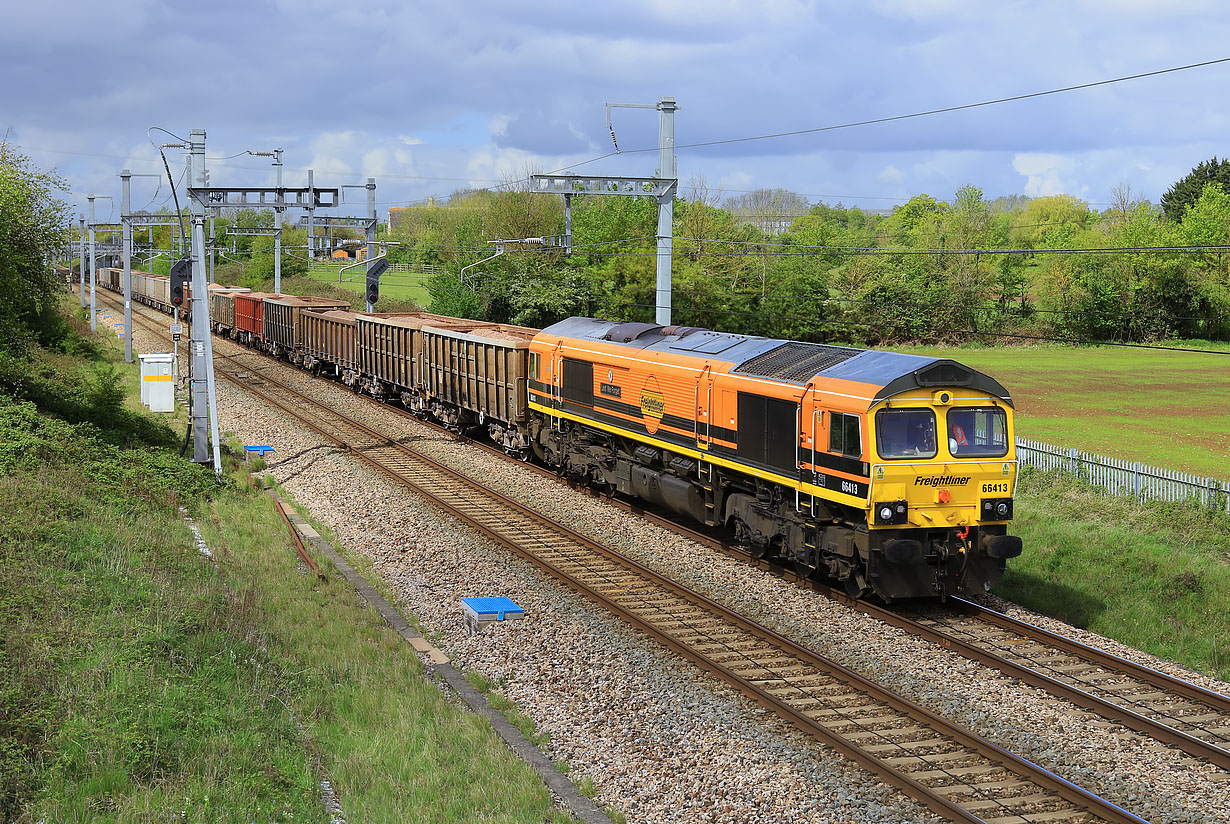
[1006,468,1229,680]
[0,304,569,823]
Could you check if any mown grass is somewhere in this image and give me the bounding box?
[299,264,432,310]
[893,341,1230,478]
[0,308,572,823]
[276,277,430,317]
[1003,467,1230,680]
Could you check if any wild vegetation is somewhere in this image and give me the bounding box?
[383,173,1230,345]
[0,309,575,822]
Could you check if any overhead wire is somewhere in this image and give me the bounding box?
[146,127,189,261]
[610,57,1230,156]
[379,56,1230,209]
[528,295,1230,355]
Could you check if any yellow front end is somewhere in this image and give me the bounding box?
[866,389,1017,532]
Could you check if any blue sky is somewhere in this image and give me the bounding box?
[4,0,1228,222]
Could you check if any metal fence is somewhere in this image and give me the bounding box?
[306,261,429,274]
[1014,437,1230,514]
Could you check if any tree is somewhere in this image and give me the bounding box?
[0,143,71,355]
[1105,181,1145,228]
[884,194,946,246]
[723,188,810,235]
[1161,157,1230,222]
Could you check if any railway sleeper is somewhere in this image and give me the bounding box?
[932,778,1034,795]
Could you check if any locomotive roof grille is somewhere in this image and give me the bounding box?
[733,341,862,383]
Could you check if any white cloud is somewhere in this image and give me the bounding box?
[878,165,903,184]
[9,1,1230,217]
[306,132,358,181]
[1012,153,1078,197]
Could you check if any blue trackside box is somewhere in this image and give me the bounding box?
[461,597,525,634]
[462,596,524,621]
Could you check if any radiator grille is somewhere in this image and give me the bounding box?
[734,342,861,383]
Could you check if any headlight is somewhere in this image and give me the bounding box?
[875,501,908,525]
[981,497,1013,521]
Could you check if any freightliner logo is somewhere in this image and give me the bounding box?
[915,474,971,487]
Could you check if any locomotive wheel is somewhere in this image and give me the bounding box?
[730,517,760,559]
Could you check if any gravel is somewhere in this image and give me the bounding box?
[127,316,1230,824]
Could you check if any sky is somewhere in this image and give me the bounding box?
[3,0,1229,224]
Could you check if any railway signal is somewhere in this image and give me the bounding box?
[169,257,191,306]
[365,256,388,308]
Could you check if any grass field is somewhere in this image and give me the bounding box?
[893,342,1230,479]
[303,263,432,308]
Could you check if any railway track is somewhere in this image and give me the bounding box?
[108,291,1152,824]
[641,512,1230,773]
[648,510,1230,773]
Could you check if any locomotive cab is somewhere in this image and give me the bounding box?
[864,385,1020,600]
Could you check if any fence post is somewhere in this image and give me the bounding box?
[1068,448,1078,476]
[1133,462,1144,502]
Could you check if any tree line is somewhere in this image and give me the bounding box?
[63,157,1230,346]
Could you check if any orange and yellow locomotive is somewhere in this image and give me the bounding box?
[527,318,1020,601]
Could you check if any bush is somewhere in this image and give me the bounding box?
[84,363,125,424]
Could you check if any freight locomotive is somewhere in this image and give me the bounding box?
[97,268,1021,601]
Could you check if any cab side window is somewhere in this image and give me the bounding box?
[829,412,862,459]
[528,352,539,380]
